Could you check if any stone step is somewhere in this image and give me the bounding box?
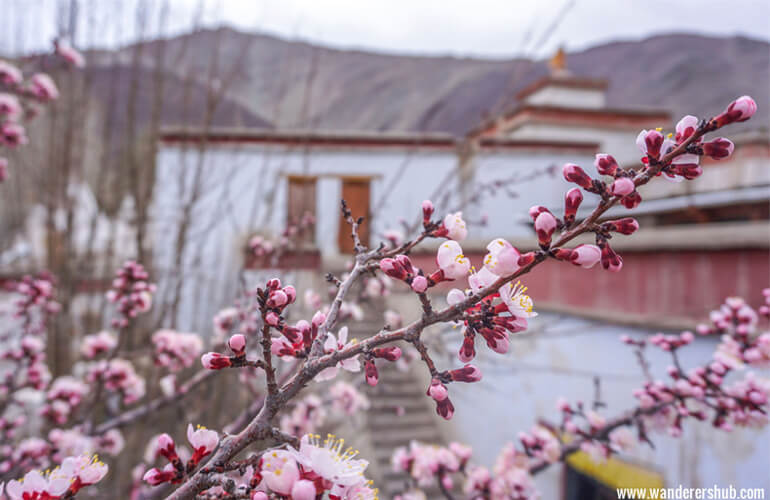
[369,412,437,428]
[371,426,441,447]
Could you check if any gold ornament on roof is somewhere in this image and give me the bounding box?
[549,47,567,75]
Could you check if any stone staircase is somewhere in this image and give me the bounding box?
[365,364,446,498]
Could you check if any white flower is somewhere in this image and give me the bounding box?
[499,281,537,319]
[288,434,370,498]
[5,469,70,500]
[443,212,468,241]
[436,241,471,280]
[315,327,361,382]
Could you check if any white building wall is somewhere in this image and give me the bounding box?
[151,144,596,330]
[508,123,644,166]
[523,86,606,109]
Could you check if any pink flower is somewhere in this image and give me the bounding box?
[715,95,757,127]
[152,329,203,372]
[703,138,734,160]
[0,60,22,86]
[436,241,471,280]
[442,212,468,241]
[0,93,22,120]
[143,464,177,485]
[468,266,499,292]
[483,238,520,277]
[81,331,117,358]
[291,479,317,500]
[260,450,300,495]
[5,469,71,500]
[499,281,537,320]
[563,163,593,189]
[60,455,108,489]
[1,122,27,147]
[610,177,635,196]
[570,244,601,269]
[534,211,557,246]
[447,288,466,306]
[55,41,85,68]
[29,73,59,101]
[594,154,618,176]
[286,434,371,498]
[315,327,361,382]
[187,423,219,464]
[675,115,699,143]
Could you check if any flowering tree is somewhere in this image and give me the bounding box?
[0,42,766,500]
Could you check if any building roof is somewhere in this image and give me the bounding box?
[469,105,671,137]
[515,75,609,101]
[159,127,599,153]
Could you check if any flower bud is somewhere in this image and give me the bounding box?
[427,378,448,401]
[639,129,664,159]
[266,290,288,308]
[449,364,482,383]
[610,177,635,196]
[395,255,415,274]
[458,335,476,362]
[373,346,402,362]
[600,244,623,272]
[291,480,317,500]
[594,154,618,176]
[570,244,601,269]
[411,275,428,293]
[563,163,593,189]
[265,311,281,326]
[436,397,455,420]
[201,352,232,370]
[365,360,378,386]
[534,212,557,246]
[228,334,246,354]
[703,138,734,160]
[422,199,434,221]
[607,218,639,235]
[715,96,757,127]
[675,115,698,143]
[517,252,536,267]
[620,190,642,209]
[563,188,583,225]
[282,286,297,304]
[668,163,703,180]
[379,258,408,280]
[528,205,551,222]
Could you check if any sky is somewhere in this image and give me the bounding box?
[3,0,770,58]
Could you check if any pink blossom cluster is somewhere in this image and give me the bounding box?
[0,46,77,181]
[87,358,146,404]
[143,424,219,485]
[105,261,155,327]
[11,273,60,334]
[1,454,107,499]
[248,211,316,259]
[152,329,204,372]
[280,381,371,437]
[41,376,89,424]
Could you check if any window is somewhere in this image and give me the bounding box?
[338,177,371,254]
[286,176,317,246]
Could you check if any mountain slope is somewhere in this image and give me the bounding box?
[93,29,769,135]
